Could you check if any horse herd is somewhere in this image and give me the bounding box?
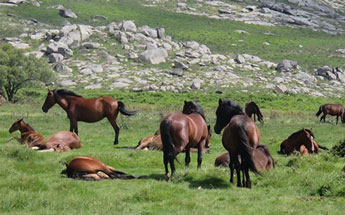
[6,89,344,188]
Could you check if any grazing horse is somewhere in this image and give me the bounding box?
[161,101,209,179]
[316,104,345,124]
[41,89,137,145]
[215,145,274,171]
[214,99,261,188]
[61,156,135,180]
[280,129,318,155]
[9,118,45,147]
[245,101,263,123]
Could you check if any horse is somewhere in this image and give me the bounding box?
[280,129,317,155]
[161,101,210,179]
[8,118,45,147]
[61,156,135,180]
[41,89,137,145]
[214,98,261,188]
[316,104,345,124]
[215,144,274,171]
[245,101,263,123]
[38,131,82,152]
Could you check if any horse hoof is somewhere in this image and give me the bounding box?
[113,141,118,145]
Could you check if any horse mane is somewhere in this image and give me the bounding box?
[185,101,206,120]
[288,129,313,140]
[23,120,35,131]
[222,99,244,115]
[54,89,83,98]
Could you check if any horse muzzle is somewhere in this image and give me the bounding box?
[42,107,48,113]
[214,126,221,134]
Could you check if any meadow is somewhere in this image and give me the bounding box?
[0,89,345,214]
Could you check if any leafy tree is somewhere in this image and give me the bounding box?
[0,43,55,102]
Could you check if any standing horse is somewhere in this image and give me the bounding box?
[280,129,323,155]
[316,104,345,124]
[41,89,137,145]
[214,99,261,188]
[215,144,274,171]
[61,156,135,180]
[161,101,209,179]
[245,101,263,123]
[9,118,45,147]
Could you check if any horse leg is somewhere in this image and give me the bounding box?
[229,153,235,184]
[107,116,120,145]
[163,152,170,180]
[336,116,339,125]
[243,166,251,188]
[69,119,78,134]
[320,114,326,123]
[234,155,242,187]
[185,148,191,172]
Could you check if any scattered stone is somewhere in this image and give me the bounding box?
[54,63,73,73]
[235,54,245,64]
[121,20,137,33]
[48,53,64,63]
[82,42,100,49]
[59,8,78,19]
[276,60,298,72]
[274,84,288,94]
[139,48,168,64]
[59,80,76,87]
[85,83,102,89]
[157,28,165,39]
[191,79,202,89]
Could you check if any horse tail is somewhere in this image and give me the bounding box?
[253,102,264,122]
[108,170,136,179]
[318,144,329,150]
[238,124,262,176]
[118,101,138,116]
[316,105,323,116]
[161,120,177,163]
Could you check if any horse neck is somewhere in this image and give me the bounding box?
[19,122,35,134]
[55,94,73,110]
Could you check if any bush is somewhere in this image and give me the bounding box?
[0,43,55,102]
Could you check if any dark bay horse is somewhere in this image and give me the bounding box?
[280,129,316,155]
[245,101,263,123]
[316,104,345,124]
[214,99,261,188]
[215,144,274,171]
[42,89,137,145]
[9,118,45,147]
[61,156,135,180]
[161,101,210,179]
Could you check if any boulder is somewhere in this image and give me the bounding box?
[120,20,137,33]
[82,42,100,49]
[48,53,64,63]
[191,79,202,89]
[54,63,73,73]
[138,25,157,38]
[235,54,245,64]
[59,80,76,87]
[156,28,165,39]
[46,42,73,57]
[276,60,298,72]
[139,48,168,64]
[274,84,288,94]
[59,8,77,19]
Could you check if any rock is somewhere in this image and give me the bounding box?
[78,25,93,40]
[316,66,336,80]
[46,42,73,57]
[336,49,345,54]
[156,28,165,39]
[235,30,249,34]
[79,64,103,75]
[59,8,77,19]
[110,82,130,89]
[59,24,77,37]
[127,52,138,59]
[7,0,26,5]
[274,84,288,94]
[85,83,102,89]
[82,42,100,49]
[59,80,76,87]
[48,53,64,63]
[276,60,298,72]
[166,68,183,76]
[120,20,137,33]
[32,1,40,7]
[138,25,157,38]
[139,48,168,64]
[191,79,202,89]
[54,63,73,73]
[218,9,233,15]
[184,41,200,50]
[173,61,189,70]
[94,15,107,20]
[235,54,245,64]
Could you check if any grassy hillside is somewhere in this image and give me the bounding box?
[0,90,345,214]
[1,0,345,70]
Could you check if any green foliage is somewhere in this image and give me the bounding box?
[331,139,345,157]
[0,44,55,102]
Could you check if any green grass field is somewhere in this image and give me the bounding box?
[0,90,345,214]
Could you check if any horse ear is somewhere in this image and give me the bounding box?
[18,118,23,122]
[218,99,222,105]
[184,100,187,105]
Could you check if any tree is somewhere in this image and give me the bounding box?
[0,43,55,102]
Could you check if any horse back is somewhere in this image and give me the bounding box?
[45,131,82,150]
[323,104,345,115]
[67,156,113,174]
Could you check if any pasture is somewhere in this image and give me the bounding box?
[0,90,345,214]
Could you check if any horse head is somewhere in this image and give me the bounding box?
[302,129,315,154]
[182,100,206,120]
[214,99,243,134]
[9,118,23,133]
[42,89,56,113]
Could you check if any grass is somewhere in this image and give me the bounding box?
[1,0,345,70]
[0,90,345,214]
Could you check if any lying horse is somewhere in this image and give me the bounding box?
[245,101,263,123]
[316,104,345,124]
[39,131,82,152]
[136,130,163,150]
[61,156,135,180]
[42,89,137,145]
[161,101,209,179]
[9,118,45,147]
[215,144,274,171]
[214,99,261,188]
[280,129,318,155]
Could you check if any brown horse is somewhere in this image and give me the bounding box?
[316,104,345,124]
[215,144,274,171]
[245,101,263,123]
[280,129,318,155]
[41,89,137,145]
[61,156,135,180]
[9,118,45,147]
[214,99,261,188]
[39,131,82,152]
[161,101,209,179]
